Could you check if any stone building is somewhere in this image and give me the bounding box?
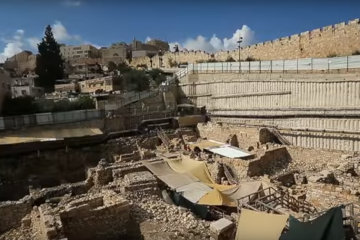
[54,81,79,94]
[100,42,128,65]
[146,39,170,52]
[79,76,118,93]
[66,57,103,78]
[10,74,43,98]
[11,85,43,98]
[60,44,101,60]
[131,39,169,59]
[3,51,37,76]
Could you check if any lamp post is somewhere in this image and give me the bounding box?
[173,44,179,67]
[237,36,243,72]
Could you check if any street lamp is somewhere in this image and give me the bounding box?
[237,36,243,72]
[173,44,179,67]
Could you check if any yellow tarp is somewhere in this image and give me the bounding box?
[235,209,288,240]
[165,155,238,207]
[222,181,263,201]
[198,188,237,207]
[165,155,215,185]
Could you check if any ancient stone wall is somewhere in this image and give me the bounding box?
[59,191,130,240]
[215,19,360,61]
[0,196,32,233]
[131,19,360,68]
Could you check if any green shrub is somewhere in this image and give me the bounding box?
[123,69,150,91]
[1,96,37,116]
[225,56,235,62]
[148,68,166,86]
[245,56,256,61]
[1,95,95,116]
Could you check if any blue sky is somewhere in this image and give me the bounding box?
[0,0,359,61]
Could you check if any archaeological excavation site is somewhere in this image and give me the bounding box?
[1,19,360,240]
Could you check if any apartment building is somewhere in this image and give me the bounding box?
[60,44,100,60]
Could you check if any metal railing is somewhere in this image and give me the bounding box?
[175,55,360,79]
[237,187,317,214]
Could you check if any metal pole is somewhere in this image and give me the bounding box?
[240,47,241,73]
[283,60,285,73]
[297,59,298,74]
[237,37,243,73]
[260,60,261,73]
[346,56,349,72]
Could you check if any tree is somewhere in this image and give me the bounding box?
[35,25,64,92]
[148,68,166,86]
[117,62,131,73]
[107,61,117,72]
[123,70,150,91]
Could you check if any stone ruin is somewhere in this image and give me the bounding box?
[0,126,360,240]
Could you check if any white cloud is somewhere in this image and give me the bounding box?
[62,0,82,7]
[168,42,182,51]
[0,29,25,62]
[83,41,101,49]
[145,36,152,43]
[27,37,40,49]
[168,25,256,52]
[52,21,81,42]
[0,21,98,63]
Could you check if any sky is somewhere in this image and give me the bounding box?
[0,0,359,62]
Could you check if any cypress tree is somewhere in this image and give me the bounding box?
[35,25,64,92]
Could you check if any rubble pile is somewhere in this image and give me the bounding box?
[129,194,212,239]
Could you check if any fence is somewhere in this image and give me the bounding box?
[0,109,104,130]
[175,55,360,79]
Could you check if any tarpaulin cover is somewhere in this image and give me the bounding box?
[280,206,345,240]
[207,145,252,159]
[141,160,175,177]
[166,155,215,184]
[222,181,263,201]
[198,188,237,207]
[235,209,288,240]
[143,158,265,207]
[170,191,209,219]
[158,173,198,189]
[142,160,199,189]
[176,182,213,203]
